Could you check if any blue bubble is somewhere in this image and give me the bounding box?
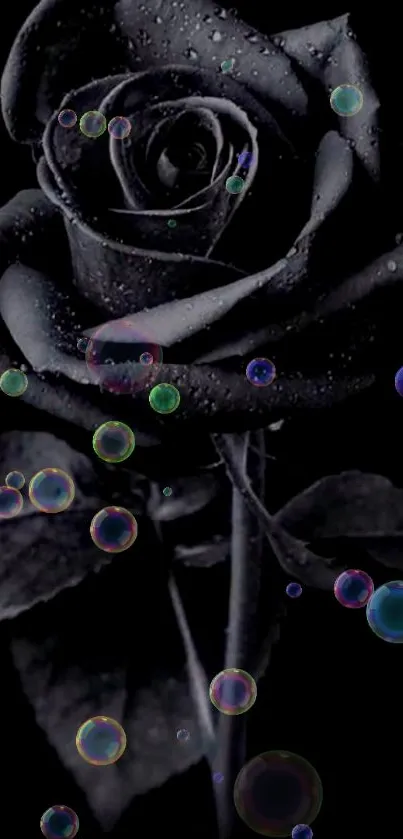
[40,805,79,839]
[108,116,132,140]
[246,357,276,387]
[366,580,403,642]
[292,826,313,839]
[237,151,254,169]
[395,366,403,396]
[0,486,23,519]
[5,470,25,490]
[334,569,373,609]
[176,728,190,741]
[286,582,302,599]
[57,109,77,129]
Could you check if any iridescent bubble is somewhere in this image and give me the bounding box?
[149,383,181,414]
[40,805,79,839]
[246,358,276,387]
[329,84,363,117]
[108,115,132,140]
[225,175,245,195]
[334,569,374,609]
[292,826,313,839]
[77,336,89,354]
[234,751,323,837]
[221,58,234,72]
[90,506,138,553]
[209,668,257,716]
[139,351,154,366]
[0,486,23,519]
[76,716,127,765]
[79,110,107,139]
[57,109,77,129]
[286,582,302,599]
[85,320,163,394]
[28,468,75,514]
[167,218,177,228]
[163,486,173,497]
[366,580,403,642]
[213,772,224,784]
[395,366,403,396]
[0,368,28,397]
[237,150,254,169]
[5,470,25,490]
[92,421,135,464]
[176,728,190,741]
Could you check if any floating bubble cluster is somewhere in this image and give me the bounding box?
[0,368,28,397]
[291,825,313,839]
[246,358,276,387]
[57,109,77,129]
[108,115,132,139]
[85,320,163,394]
[234,750,323,837]
[286,582,302,599]
[79,110,107,138]
[366,580,403,642]
[176,728,190,742]
[149,383,181,414]
[76,716,127,766]
[29,468,75,513]
[225,175,245,195]
[5,470,25,490]
[0,486,23,519]
[329,84,363,117]
[209,668,257,716]
[40,806,79,839]
[92,421,135,464]
[90,506,138,553]
[334,569,374,609]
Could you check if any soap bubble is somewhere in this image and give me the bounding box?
[40,805,79,839]
[57,109,77,129]
[76,716,127,765]
[209,668,257,716]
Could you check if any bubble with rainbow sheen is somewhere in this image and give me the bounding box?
[76,716,127,766]
[286,582,302,599]
[140,351,154,366]
[85,320,163,395]
[366,580,403,642]
[329,84,363,117]
[246,358,276,387]
[28,468,75,514]
[108,115,132,140]
[209,668,257,716]
[292,826,313,839]
[0,368,28,397]
[57,109,77,129]
[234,750,323,837]
[149,383,180,414]
[79,110,107,138]
[92,421,135,464]
[334,569,374,609]
[40,805,79,839]
[90,506,138,553]
[0,486,23,519]
[5,470,25,490]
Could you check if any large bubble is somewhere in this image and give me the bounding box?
[76,716,127,765]
[234,751,323,837]
[85,320,163,395]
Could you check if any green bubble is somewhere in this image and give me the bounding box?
[0,368,28,397]
[79,110,107,138]
[329,84,363,117]
[221,59,234,73]
[163,486,173,496]
[225,175,245,195]
[167,219,177,228]
[149,383,181,414]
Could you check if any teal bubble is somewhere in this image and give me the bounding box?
[167,219,177,229]
[0,368,28,397]
[149,383,181,414]
[366,581,403,642]
[329,84,363,117]
[225,175,245,195]
[221,58,234,73]
[163,486,173,496]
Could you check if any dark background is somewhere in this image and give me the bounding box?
[0,4,400,839]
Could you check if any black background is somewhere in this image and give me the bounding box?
[0,4,400,838]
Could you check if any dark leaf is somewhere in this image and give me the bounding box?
[276,470,403,568]
[10,562,210,828]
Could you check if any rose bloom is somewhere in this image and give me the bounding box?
[0,0,399,835]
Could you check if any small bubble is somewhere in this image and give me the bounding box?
[167,218,177,228]
[108,116,132,140]
[220,58,234,73]
[225,175,245,195]
[57,109,77,129]
[176,728,190,741]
